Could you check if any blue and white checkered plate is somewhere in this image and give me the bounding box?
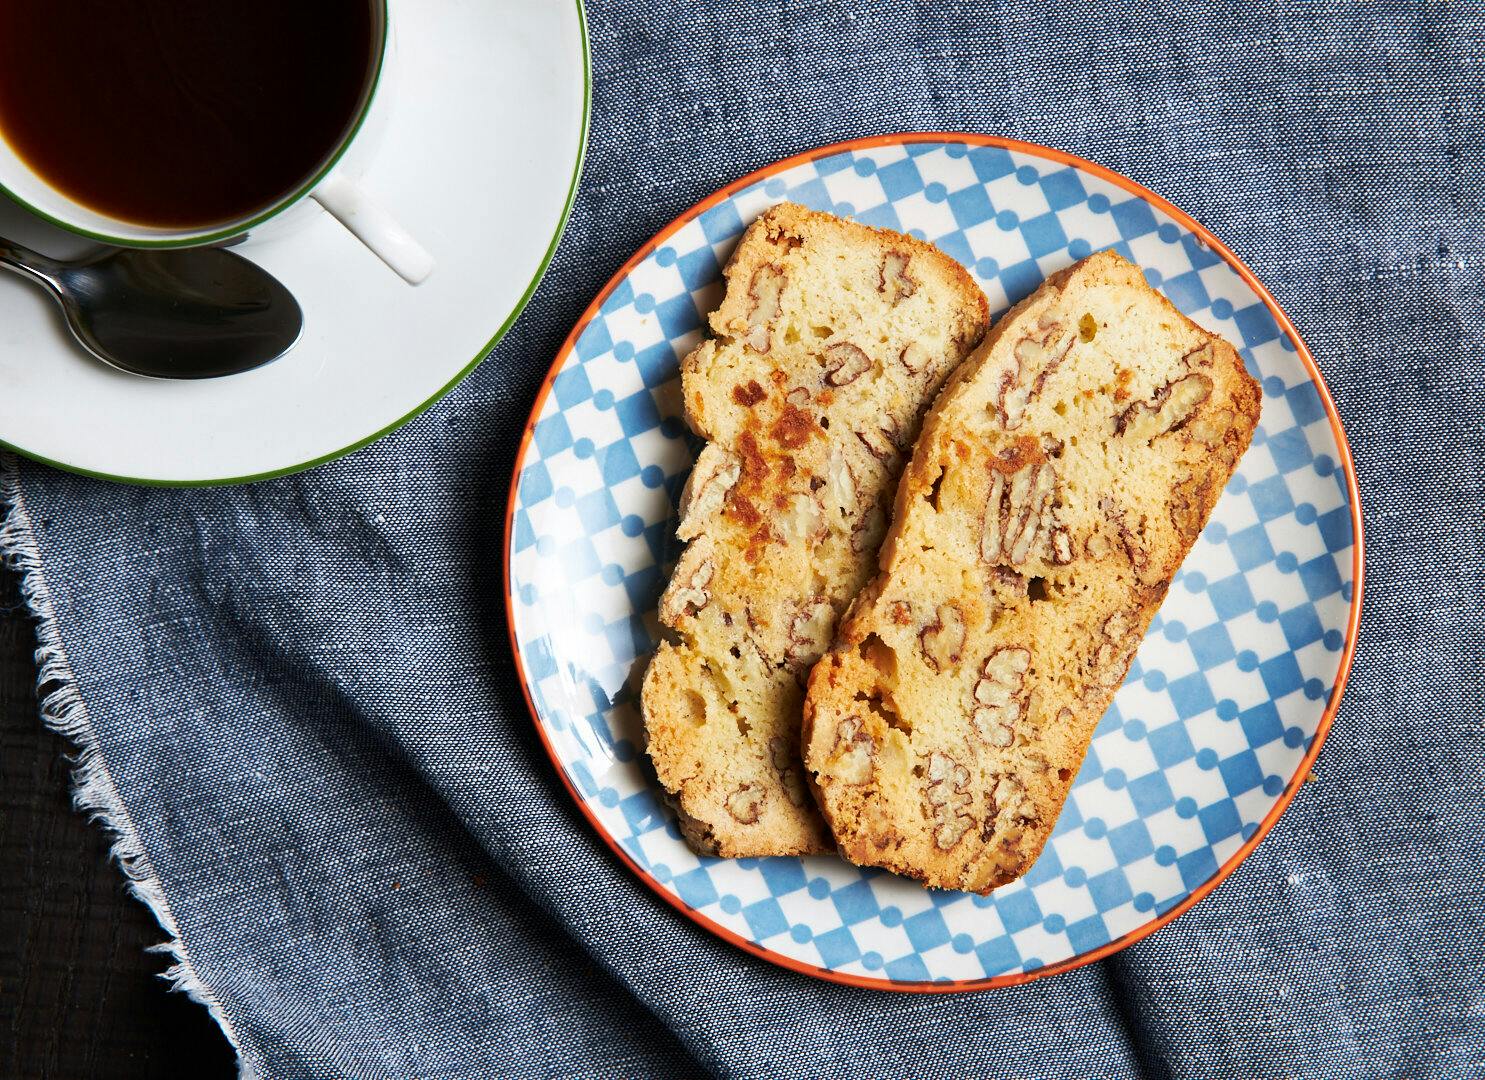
[506,136,1362,990]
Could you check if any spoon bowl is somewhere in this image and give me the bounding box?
[0,239,303,379]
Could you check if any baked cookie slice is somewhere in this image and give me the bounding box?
[642,203,990,857]
[802,250,1260,891]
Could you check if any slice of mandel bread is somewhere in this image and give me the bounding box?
[641,203,990,857]
[802,250,1261,892]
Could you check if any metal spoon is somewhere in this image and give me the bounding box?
[0,235,302,379]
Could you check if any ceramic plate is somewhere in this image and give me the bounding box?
[506,135,1363,991]
[0,0,587,485]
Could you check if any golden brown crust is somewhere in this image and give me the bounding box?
[802,250,1260,892]
[641,203,990,858]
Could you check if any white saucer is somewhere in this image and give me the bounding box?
[0,0,588,485]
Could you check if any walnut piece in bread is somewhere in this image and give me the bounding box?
[802,250,1260,891]
[642,203,990,857]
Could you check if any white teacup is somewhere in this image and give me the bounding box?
[0,0,433,285]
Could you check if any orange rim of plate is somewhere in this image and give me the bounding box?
[502,132,1366,993]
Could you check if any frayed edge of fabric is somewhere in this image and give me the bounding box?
[0,454,256,1080]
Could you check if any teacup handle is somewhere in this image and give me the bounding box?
[311,172,434,286]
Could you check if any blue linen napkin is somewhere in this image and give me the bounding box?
[4,2,1483,1076]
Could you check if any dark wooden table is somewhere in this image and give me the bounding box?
[0,563,234,1078]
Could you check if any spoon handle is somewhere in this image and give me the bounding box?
[0,236,66,290]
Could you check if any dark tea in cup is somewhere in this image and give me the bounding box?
[0,0,379,229]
